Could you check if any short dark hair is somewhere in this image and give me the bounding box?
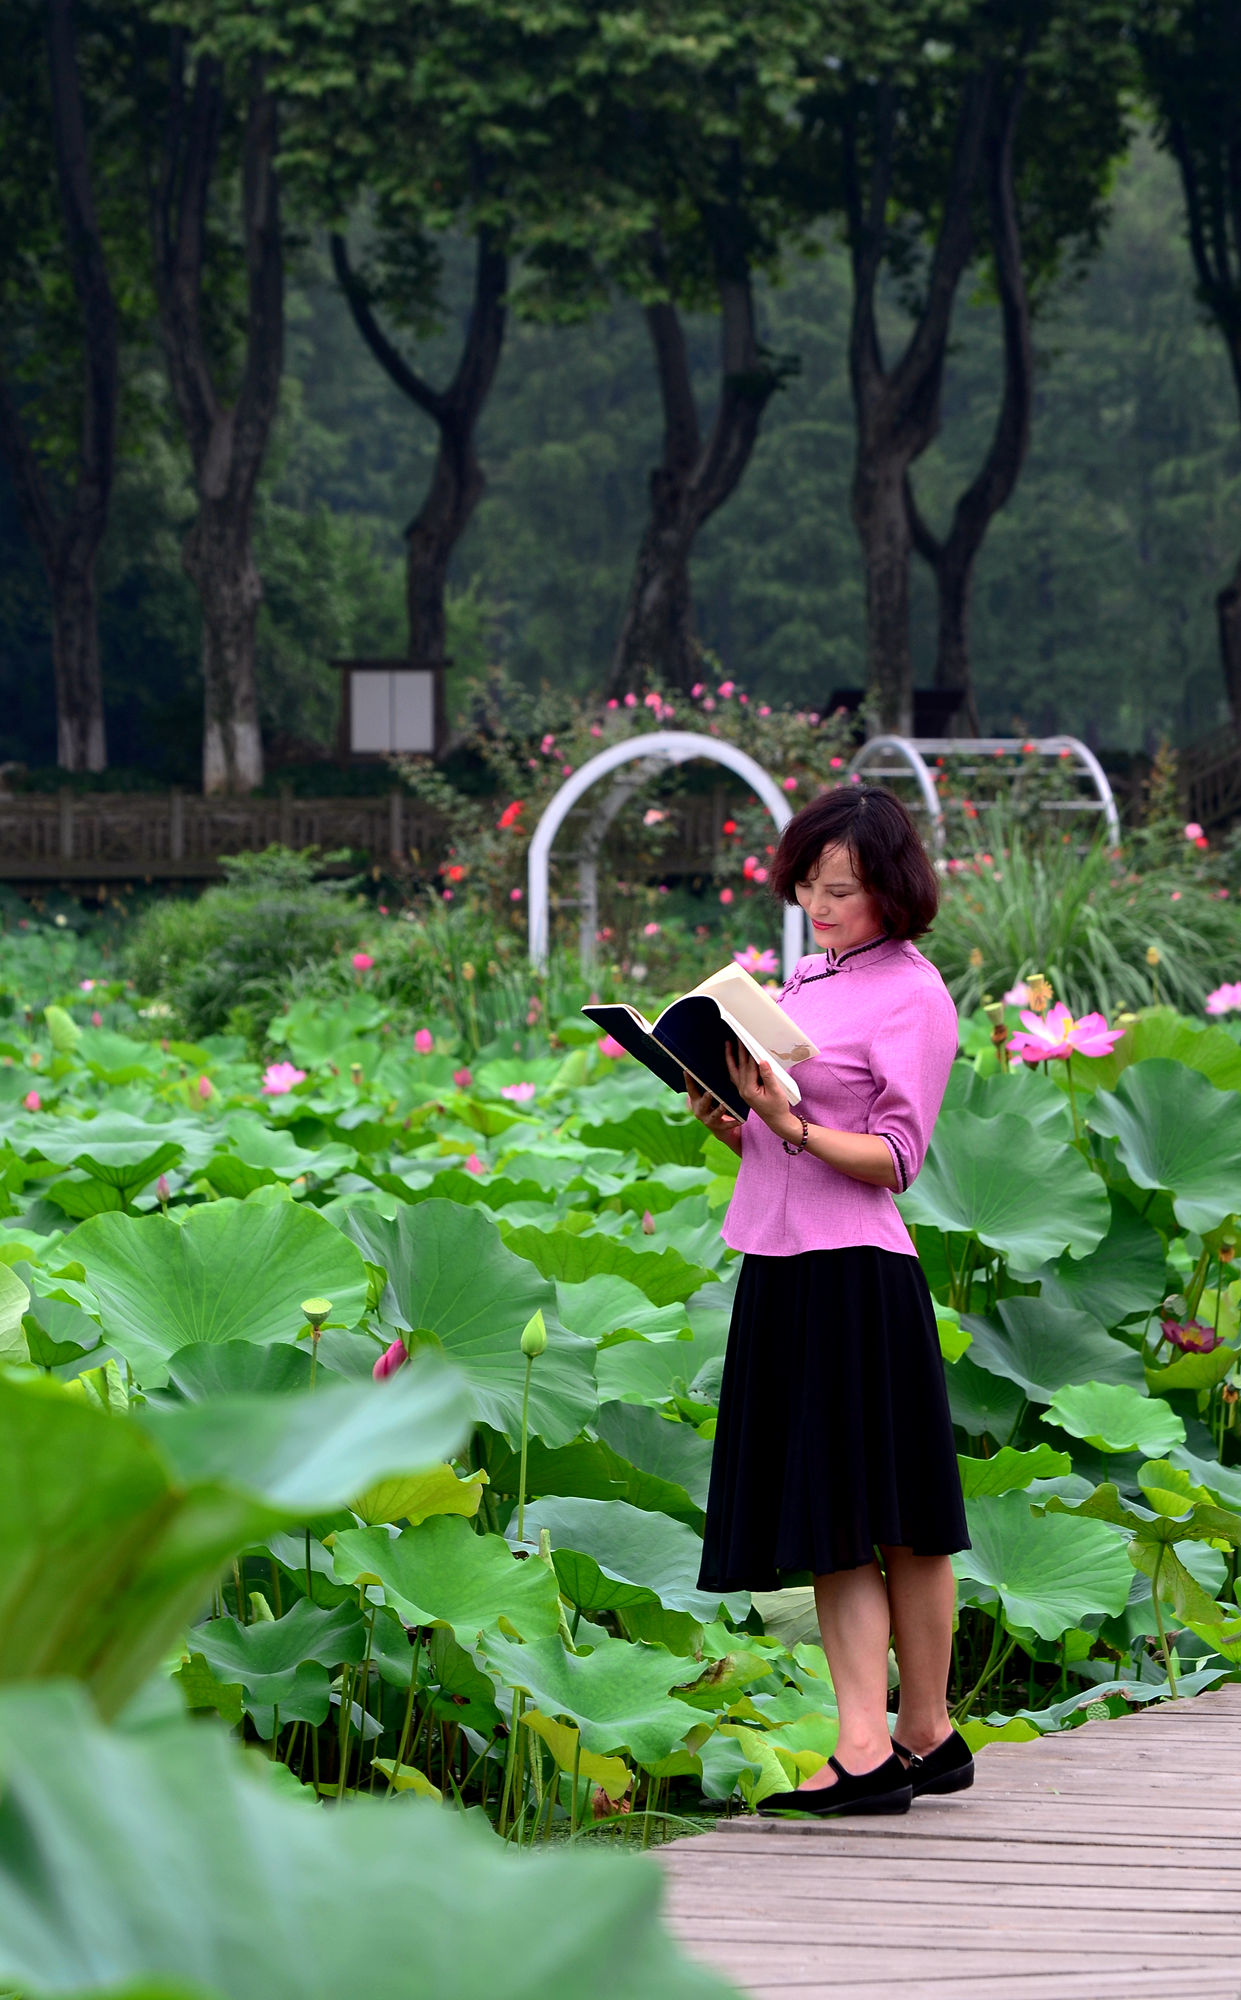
[769,784,938,940]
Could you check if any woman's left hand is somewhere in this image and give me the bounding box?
[725,1043,794,1132]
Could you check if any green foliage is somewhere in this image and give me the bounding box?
[122,848,360,1040]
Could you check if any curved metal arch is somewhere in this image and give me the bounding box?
[846,736,944,849]
[527,731,807,978]
[845,733,1121,851]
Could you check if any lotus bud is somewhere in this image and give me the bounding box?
[22,1090,39,1111]
[641,1209,656,1234]
[414,1027,434,1054]
[156,1174,171,1207]
[372,1337,408,1380]
[301,1298,332,1336]
[90,1010,102,1027]
[1146,946,1161,968]
[520,1308,547,1358]
[197,1074,212,1100]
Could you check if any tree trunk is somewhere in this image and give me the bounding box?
[905,74,1032,738]
[152,49,283,794]
[49,531,107,770]
[0,0,116,770]
[184,502,264,792]
[332,229,506,685]
[609,239,780,698]
[843,72,993,734]
[1217,552,1241,730]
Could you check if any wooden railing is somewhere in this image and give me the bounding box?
[1180,733,1241,833]
[0,786,734,882]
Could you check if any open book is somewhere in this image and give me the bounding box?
[583,963,818,1123]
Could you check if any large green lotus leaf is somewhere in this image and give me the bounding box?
[166,1340,313,1400]
[0,1375,280,1718]
[481,1630,701,1762]
[593,1401,714,1512]
[516,1498,747,1624]
[595,1330,726,1411]
[0,1263,29,1361]
[0,1686,730,2000]
[484,1427,703,1528]
[897,1110,1109,1263]
[957,1445,1071,1498]
[579,1112,707,1166]
[12,1109,212,1193]
[332,1515,563,1646]
[1042,1381,1185,1456]
[1086,1060,1241,1233]
[556,1274,690,1344]
[942,1061,1072,1135]
[502,1221,714,1308]
[1077,1007,1241,1097]
[138,1359,472,1515]
[340,1201,595,1447]
[219,1112,357,1182]
[194,1601,368,1738]
[964,1298,1145,1403]
[71,1199,369,1382]
[1026,1194,1167,1325]
[955,1492,1133,1640]
[945,1355,1028,1444]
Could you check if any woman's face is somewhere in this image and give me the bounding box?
[795,842,883,953]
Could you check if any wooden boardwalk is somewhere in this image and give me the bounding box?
[659,1685,1241,1999]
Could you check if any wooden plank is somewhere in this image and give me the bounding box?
[658,1685,1241,1998]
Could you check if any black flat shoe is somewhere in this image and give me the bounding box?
[757,1752,913,1818]
[891,1728,974,1797]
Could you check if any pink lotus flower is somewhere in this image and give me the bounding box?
[90,1010,102,1027]
[1007,1003,1124,1063]
[598,1035,627,1059]
[23,1090,39,1111]
[734,946,779,975]
[197,1075,212,1101]
[1206,981,1241,1016]
[1161,1317,1223,1353]
[414,1028,434,1054]
[373,1337,408,1380]
[351,951,374,973]
[79,979,95,992]
[262,1061,306,1095]
[1003,981,1030,1006]
[464,1152,485,1173]
[501,1081,536,1102]
[453,1066,473,1088]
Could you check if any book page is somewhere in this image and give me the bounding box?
[683,964,819,1066]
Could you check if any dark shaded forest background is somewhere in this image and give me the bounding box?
[1,131,1233,781]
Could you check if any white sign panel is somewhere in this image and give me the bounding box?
[349,670,435,753]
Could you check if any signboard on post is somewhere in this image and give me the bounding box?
[332,661,444,760]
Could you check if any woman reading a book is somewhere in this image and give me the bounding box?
[687,783,969,1818]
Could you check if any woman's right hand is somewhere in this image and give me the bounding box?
[683,1072,744,1154]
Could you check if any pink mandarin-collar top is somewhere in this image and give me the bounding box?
[721,935,959,1259]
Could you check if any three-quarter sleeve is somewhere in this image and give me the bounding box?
[866,982,959,1192]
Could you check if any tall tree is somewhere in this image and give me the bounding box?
[1139,0,1241,725]
[805,0,1129,734]
[149,31,283,793]
[0,0,119,769]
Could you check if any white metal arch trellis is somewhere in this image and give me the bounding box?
[846,734,1121,851]
[526,731,809,979]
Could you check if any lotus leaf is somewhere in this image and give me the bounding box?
[1041,1382,1185,1456]
[522,1711,633,1802]
[1086,1059,1241,1232]
[0,1685,730,2000]
[166,1340,313,1400]
[942,1061,1073,1134]
[350,1462,487,1528]
[515,1497,747,1624]
[957,1445,1072,1498]
[556,1273,690,1344]
[1027,1194,1167,1325]
[0,1263,29,1361]
[898,1110,1110,1264]
[593,1401,714,1511]
[964,1297,1145,1402]
[139,1359,473,1514]
[341,1201,595,1446]
[1078,1007,1241,1097]
[194,1601,368,1737]
[481,1629,701,1762]
[72,1198,370,1381]
[944,1355,1026,1444]
[332,1514,563,1645]
[955,1492,1133,1639]
[503,1219,715,1307]
[579,1111,706,1166]
[13,1108,212,1192]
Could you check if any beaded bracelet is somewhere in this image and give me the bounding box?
[782,1112,810,1157]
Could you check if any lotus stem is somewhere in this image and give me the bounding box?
[388,1660,420,1796]
[952,1615,1017,1723]
[1150,1547,1179,1698]
[517,1353,533,1546]
[570,1732,582,1838]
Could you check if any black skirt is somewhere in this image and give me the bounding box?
[698,1247,969,1593]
